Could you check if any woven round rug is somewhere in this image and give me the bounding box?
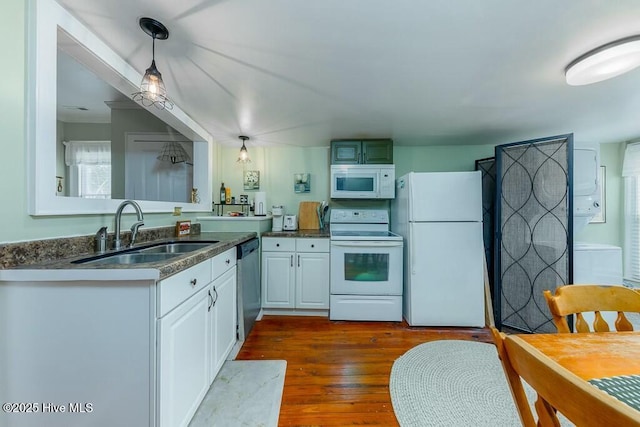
[390,340,548,427]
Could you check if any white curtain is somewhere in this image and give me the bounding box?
[623,142,640,283]
[64,140,111,166]
[64,141,112,198]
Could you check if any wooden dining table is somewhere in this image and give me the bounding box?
[504,331,640,426]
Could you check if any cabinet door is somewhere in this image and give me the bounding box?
[362,139,393,164]
[210,266,237,381]
[158,286,210,427]
[331,140,361,164]
[262,251,295,308]
[296,252,330,309]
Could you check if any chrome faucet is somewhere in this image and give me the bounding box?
[114,200,144,250]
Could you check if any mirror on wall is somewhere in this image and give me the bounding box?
[56,40,194,203]
[28,0,213,215]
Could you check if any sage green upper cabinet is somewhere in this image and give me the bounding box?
[330,139,393,164]
[331,140,361,164]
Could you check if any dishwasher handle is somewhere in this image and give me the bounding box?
[237,238,260,259]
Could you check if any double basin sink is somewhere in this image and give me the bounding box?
[72,241,220,266]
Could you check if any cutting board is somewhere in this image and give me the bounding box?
[298,201,321,230]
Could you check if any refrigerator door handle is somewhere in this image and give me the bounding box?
[410,232,415,275]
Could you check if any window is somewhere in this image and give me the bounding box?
[623,143,640,284]
[75,164,111,199]
[64,140,111,199]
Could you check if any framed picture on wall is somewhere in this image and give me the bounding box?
[244,170,260,190]
[294,173,310,193]
[590,166,606,223]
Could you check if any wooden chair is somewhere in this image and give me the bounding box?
[543,285,640,333]
[490,327,539,427]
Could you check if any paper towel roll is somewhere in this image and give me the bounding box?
[254,192,267,216]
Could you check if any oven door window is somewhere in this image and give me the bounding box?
[336,176,375,192]
[344,253,389,281]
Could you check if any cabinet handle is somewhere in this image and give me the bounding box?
[298,255,300,267]
[208,290,213,312]
[190,278,197,287]
[276,243,280,247]
[311,244,315,248]
[290,255,293,267]
[212,286,218,307]
[225,259,230,265]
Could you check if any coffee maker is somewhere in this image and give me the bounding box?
[272,206,284,231]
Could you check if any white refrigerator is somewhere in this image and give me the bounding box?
[391,171,485,327]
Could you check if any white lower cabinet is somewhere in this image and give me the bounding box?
[209,267,238,383]
[296,252,330,308]
[159,286,211,427]
[157,247,237,427]
[262,237,329,310]
[262,250,296,307]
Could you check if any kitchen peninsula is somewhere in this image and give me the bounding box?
[0,228,255,427]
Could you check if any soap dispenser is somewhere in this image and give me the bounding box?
[95,226,108,253]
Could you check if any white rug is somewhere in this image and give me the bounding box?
[189,360,287,427]
[390,340,573,427]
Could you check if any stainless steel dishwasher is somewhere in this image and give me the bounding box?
[236,238,260,341]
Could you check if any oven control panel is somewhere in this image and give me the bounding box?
[330,209,389,224]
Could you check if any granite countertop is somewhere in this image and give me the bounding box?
[0,232,256,281]
[261,229,330,238]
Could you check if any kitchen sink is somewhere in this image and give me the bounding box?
[72,240,220,265]
[74,252,181,266]
[137,242,217,254]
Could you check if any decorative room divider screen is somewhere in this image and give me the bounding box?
[475,157,497,322]
[494,134,573,333]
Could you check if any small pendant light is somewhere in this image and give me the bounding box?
[132,17,174,110]
[237,135,251,163]
[157,141,191,164]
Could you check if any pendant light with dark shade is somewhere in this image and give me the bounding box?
[237,135,251,163]
[132,17,174,110]
[157,141,191,164]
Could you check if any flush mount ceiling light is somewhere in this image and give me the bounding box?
[566,35,640,86]
[157,141,191,164]
[131,17,174,110]
[237,135,251,163]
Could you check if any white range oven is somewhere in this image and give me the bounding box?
[329,209,403,321]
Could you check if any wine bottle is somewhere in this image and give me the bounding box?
[220,183,226,204]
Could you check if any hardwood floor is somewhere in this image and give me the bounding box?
[236,315,492,426]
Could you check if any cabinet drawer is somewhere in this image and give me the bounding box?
[212,247,236,279]
[296,238,329,252]
[158,259,212,317]
[262,237,296,252]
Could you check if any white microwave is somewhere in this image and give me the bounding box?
[330,164,395,199]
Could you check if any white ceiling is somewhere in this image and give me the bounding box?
[56,0,640,148]
[57,50,129,123]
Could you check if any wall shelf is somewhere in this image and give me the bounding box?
[213,203,250,217]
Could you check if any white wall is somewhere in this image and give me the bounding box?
[215,145,331,217]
